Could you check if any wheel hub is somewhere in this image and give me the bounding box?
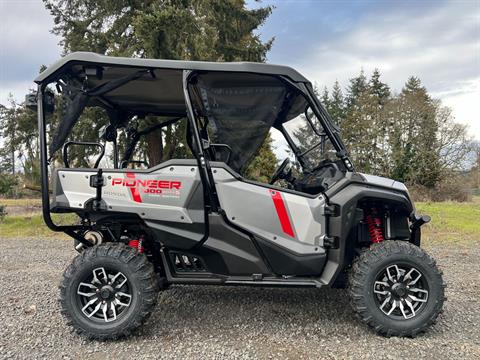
[99,285,114,300]
[373,264,429,319]
[391,283,407,298]
[77,267,132,322]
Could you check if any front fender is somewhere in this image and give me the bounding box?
[320,179,414,286]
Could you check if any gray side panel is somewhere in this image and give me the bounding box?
[51,171,69,208]
[54,164,203,224]
[254,236,326,276]
[147,221,205,249]
[203,215,271,276]
[213,167,326,256]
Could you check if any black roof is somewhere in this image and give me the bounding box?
[34,52,309,84]
[38,53,314,172]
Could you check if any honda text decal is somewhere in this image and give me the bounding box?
[111,172,182,202]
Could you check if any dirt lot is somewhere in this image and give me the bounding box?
[0,236,478,360]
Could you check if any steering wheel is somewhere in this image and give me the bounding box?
[270,158,292,185]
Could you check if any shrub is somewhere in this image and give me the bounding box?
[0,205,7,223]
[0,174,18,197]
[409,173,472,202]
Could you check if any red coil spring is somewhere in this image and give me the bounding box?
[128,238,144,253]
[365,208,384,244]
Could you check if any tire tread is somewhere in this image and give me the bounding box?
[348,240,445,337]
[59,242,160,340]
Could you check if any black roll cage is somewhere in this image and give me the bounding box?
[37,68,354,241]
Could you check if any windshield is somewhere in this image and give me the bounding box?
[282,107,336,170]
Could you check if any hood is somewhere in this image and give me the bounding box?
[360,173,408,192]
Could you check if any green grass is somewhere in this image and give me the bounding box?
[416,199,480,243]
[416,201,480,234]
[0,213,76,238]
[0,198,73,238]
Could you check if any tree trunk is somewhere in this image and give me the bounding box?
[162,125,177,161]
[11,149,15,174]
[146,128,163,166]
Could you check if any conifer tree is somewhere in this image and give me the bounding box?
[329,80,346,128]
[389,77,440,187]
[346,69,367,108]
[42,0,276,176]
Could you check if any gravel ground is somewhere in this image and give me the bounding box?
[0,237,479,360]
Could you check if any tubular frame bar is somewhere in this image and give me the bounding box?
[272,76,355,173]
[182,70,219,212]
[181,70,215,249]
[301,82,355,172]
[37,85,86,236]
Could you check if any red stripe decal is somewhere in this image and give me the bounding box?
[126,172,142,203]
[270,190,294,238]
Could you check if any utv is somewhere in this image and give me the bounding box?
[34,52,445,339]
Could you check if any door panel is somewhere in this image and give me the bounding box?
[213,167,327,256]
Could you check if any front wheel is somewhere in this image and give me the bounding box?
[349,240,445,337]
[59,243,159,340]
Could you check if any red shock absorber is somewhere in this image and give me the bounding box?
[128,235,145,253]
[365,208,384,243]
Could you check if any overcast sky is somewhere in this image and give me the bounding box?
[0,0,479,139]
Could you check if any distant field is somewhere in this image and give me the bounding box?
[0,212,76,238]
[1,198,42,207]
[417,199,480,243]
[0,197,478,241]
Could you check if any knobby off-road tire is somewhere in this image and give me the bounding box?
[59,243,159,340]
[349,240,446,337]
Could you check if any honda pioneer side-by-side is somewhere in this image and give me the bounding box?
[33,52,445,340]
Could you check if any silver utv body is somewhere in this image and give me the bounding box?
[36,52,419,287]
[55,163,326,253]
[52,159,330,283]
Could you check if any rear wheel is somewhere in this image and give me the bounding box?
[59,243,159,340]
[349,240,445,337]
